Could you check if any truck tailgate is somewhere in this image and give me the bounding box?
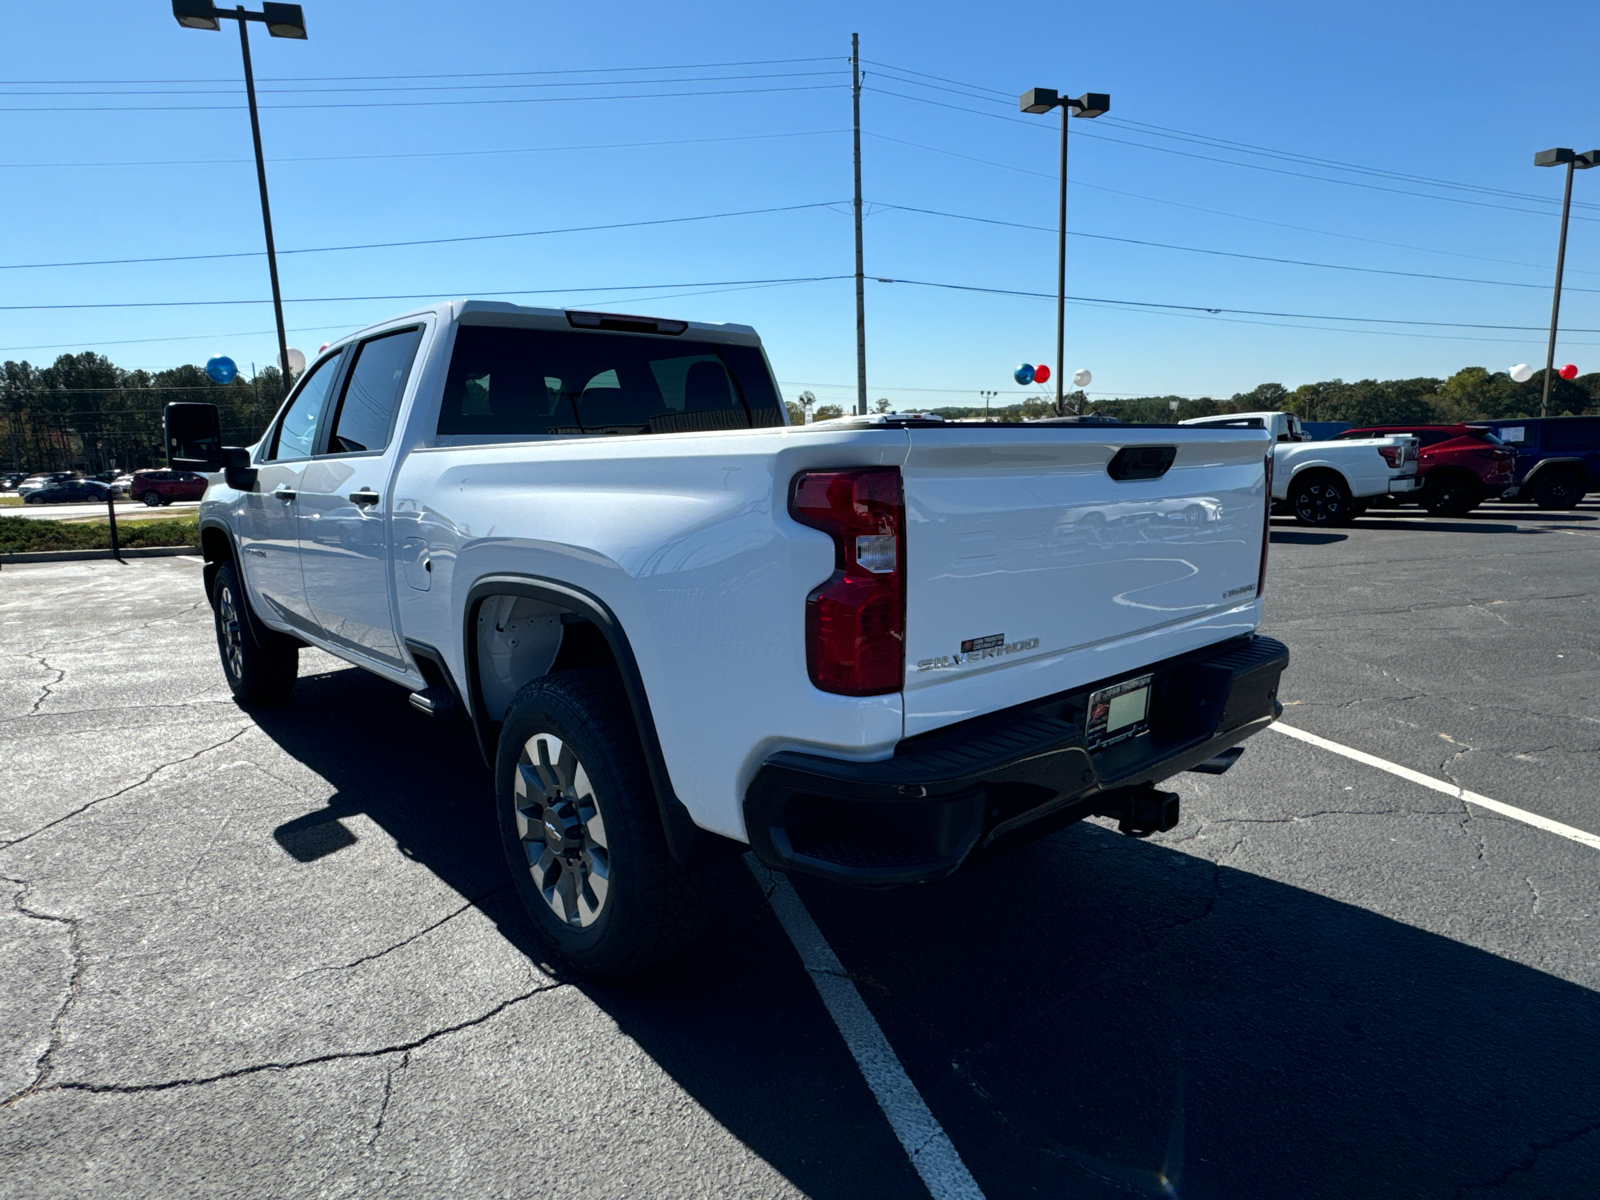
[901,427,1270,736]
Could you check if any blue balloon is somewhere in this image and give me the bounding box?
[206,355,238,385]
[1014,363,1035,385]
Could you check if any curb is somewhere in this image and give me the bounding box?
[0,546,201,565]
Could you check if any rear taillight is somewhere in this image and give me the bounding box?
[790,467,906,695]
[1378,445,1403,468]
[1257,451,1273,597]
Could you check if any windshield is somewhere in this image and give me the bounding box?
[438,325,784,438]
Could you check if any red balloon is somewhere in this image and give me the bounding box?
[1032,363,1051,383]
[1560,363,1579,380]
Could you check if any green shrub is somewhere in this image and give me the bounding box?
[0,514,198,554]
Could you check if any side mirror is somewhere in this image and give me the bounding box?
[164,402,222,471]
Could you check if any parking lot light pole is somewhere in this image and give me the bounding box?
[1533,147,1599,418]
[172,1,307,400]
[1020,88,1109,416]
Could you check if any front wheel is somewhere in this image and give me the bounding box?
[1289,472,1355,526]
[212,561,298,703]
[1532,469,1586,510]
[496,667,713,979]
[142,491,163,507]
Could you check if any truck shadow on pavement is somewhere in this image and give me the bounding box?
[255,666,1600,1200]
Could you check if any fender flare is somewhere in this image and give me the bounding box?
[1284,462,1352,494]
[462,573,737,867]
[1520,456,1586,486]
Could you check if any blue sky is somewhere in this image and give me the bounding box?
[3,0,1599,409]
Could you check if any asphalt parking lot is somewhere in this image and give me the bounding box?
[3,499,1598,1199]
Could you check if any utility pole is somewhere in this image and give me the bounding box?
[852,33,867,417]
[1533,149,1599,416]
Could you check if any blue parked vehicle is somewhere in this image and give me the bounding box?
[1468,416,1600,509]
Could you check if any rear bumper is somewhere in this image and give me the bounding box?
[744,634,1289,885]
[1387,476,1422,494]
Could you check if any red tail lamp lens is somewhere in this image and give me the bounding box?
[790,468,906,695]
[1378,445,1403,468]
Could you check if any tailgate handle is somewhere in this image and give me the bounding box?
[1107,445,1177,481]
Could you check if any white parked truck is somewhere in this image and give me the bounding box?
[1180,411,1420,525]
[167,301,1289,977]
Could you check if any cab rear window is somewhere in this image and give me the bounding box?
[438,325,785,438]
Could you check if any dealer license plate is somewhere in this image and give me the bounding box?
[1086,674,1153,750]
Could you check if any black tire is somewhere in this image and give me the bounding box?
[1422,472,1481,517]
[211,560,299,703]
[1289,471,1355,526]
[496,666,712,979]
[142,491,163,507]
[1532,469,1586,510]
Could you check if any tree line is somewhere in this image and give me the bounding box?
[925,366,1600,425]
[6,351,1599,474]
[2,353,288,473]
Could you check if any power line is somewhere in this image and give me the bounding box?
[868,276,1600,333]
[876,202,1600,294]
[864,84,1600,223]
[0,127,850,170]
[0,56,843,86]
[0,275,853,312]
[866,57,1597,213]
[0,81,847,114]
[0,202,848,270]
[0,67,848,98]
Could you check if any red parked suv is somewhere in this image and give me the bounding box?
[1333,424,1515,516]
[130,468,208,506]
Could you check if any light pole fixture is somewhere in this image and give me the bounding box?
[1533,147,1599,417]
[1021,88,1109,416]
[172,1,307,399]
[979,388,997,420]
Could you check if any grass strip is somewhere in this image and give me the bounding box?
[0,514,198,554]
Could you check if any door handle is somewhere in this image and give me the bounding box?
[272,486,297,502]
[348,489,381,507]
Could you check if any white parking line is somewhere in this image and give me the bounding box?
[746,856,987,1200]
[1269,722,1600,852]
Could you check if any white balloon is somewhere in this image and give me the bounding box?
[278,347,307,376]
[1510,363,1534,383]
[1072,368,1092,388]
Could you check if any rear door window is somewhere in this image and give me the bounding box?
[438,325,784,438]
[327,327,425,454]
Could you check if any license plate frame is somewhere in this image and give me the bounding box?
[1086,673,1153,750]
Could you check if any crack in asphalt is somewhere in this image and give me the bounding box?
[23,650,65,717]
[1,873,87,1105]
[1,982,563,1106]
[1451,1116,1600,1197]
[368,1050,409,1149]
[288,888,506,981]
[0,726,251,850]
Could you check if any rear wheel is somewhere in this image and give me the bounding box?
[496,667,713,979]
[1422,472,1481,517]
[142,491,163,507]
[211,561,298,703]
[1532,469,1586,510]
[1289,472,1354,526]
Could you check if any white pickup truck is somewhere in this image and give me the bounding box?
[166,301,1289,977]
[1181,410,1420,525]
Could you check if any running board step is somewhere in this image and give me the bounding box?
[408,687,455,717]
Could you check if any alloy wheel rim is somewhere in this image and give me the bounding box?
[217,585,245,679]
[513,732,610,927]
[1296,483,1341,523]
